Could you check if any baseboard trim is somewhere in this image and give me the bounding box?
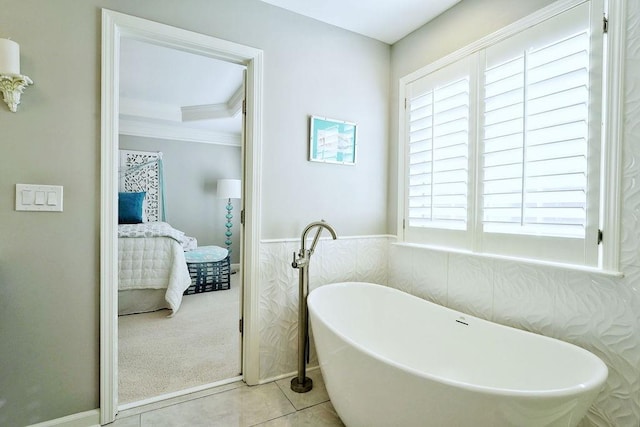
[28,409,100,427]
[259,365,320,385]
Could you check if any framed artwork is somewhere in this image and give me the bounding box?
[309,116,357,165]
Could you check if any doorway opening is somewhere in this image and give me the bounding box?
[100,9,263,424]
[117,37,245,406]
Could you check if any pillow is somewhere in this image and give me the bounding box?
[118,192,146,224]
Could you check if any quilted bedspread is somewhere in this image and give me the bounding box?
[118,221,188,244]
[118,223,192,315]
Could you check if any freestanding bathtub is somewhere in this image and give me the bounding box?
[307,282,607,427]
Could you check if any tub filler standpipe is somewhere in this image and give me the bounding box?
[290,220,337,393]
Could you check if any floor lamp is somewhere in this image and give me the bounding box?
[217,179,241,256]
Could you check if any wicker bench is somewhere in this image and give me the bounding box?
[183,246,230,294]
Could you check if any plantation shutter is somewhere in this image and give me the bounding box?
[405,57,474,248]
[401,0,605,266]
[478,1,601,265]
[482,24,590,238]
[408,79,470,229]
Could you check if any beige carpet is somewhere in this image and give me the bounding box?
[118,273,241,404]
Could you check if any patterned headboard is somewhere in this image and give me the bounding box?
[119,150,164,222]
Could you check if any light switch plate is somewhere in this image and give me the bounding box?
[16,184,63,212]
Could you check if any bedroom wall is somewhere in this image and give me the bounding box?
[388,0,640,425]
[119,136,242,264]
[0,0,389,425]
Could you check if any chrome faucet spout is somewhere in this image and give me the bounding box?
[301,220,338,256]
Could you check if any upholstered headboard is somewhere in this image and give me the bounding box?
[119,150,165,222]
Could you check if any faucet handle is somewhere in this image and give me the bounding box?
[292,251,298,268]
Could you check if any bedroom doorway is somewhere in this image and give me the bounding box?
[116,36,246,406]
[100,9,263,424]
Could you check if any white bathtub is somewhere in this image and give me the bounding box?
[307,282,607,427]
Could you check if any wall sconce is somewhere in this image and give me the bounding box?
[0,38,33,113]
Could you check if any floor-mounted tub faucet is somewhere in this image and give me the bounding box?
[291,220,337,393]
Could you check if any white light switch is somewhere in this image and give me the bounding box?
[34,191,46,205]
[47,191,57,206]
[16,184,63,212]
[21,189,33,205]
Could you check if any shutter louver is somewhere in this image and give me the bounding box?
[482,31,590,238]
[408,77,470,230]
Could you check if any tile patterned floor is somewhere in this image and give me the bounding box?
[111,369,345,426]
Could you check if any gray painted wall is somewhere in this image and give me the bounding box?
[0,0,389,424]
[119,136,242,264]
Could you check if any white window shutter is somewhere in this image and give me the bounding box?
[407,73,470,231]
[399,0,611,268]
[482,30,590,238]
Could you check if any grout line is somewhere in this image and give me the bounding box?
[274,378,296,408]
[247,384,297,427]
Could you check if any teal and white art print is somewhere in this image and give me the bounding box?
[309,116,357,165]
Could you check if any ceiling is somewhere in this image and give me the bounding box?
[259,0,461,44]
[119,38,246,145]
[119,1,461,144]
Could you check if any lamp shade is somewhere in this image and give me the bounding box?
[217,179,241,199]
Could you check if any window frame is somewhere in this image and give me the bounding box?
[397,0,624,273]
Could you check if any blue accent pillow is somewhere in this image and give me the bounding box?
[118,192,146,224]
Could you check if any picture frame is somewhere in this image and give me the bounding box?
[309,115,357,165]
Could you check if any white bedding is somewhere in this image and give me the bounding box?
[118,224,192,316]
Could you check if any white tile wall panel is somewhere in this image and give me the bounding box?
[259,241,299,380]
[356,237,388,284]
[490,260,559,336]
[387,243,414,292]
[410,247,449,306]
[315,238,359,286]
[628,3,640,60]
[447,254,494,320]
[556,269,640,426]
[620,71,640,267]
[620,0,640,268]
[259,236,392,381]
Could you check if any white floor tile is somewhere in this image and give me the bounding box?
[274,369,330,411]
[140,382,295,426]
[252,402,344,426]
[114,370,345,427]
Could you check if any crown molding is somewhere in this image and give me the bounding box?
[120,97,181,121]
[119,116,241,146]
[181,84,244,121]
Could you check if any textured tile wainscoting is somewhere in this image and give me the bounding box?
[259,236,390,381]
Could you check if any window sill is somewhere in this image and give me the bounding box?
[391,241,624,278]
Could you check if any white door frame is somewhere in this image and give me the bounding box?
[100,9,262,424]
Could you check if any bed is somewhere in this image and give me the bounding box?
[117,149,234,315]
[118,221,194,315]
[117,150,196,316]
